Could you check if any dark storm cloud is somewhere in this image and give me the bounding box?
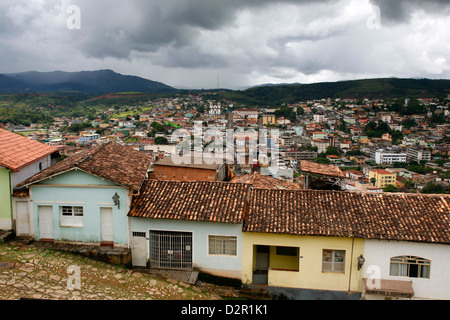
[72,0,332,61]
[1,0,449,88]
[369,0,450,24]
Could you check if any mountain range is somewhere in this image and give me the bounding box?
[0,70,449,103]
[0,69,175,94]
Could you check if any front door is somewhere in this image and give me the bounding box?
[253,245,270,284]
[38,206,54,241]
[16,201,30,236]
[101,208,114,245]
[132,232,147,267]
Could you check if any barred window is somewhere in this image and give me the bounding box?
[208,235,237,256]
[390,256,430,279]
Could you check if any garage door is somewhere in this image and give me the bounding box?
[149,231,192,270]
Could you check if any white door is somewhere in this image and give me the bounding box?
[16,201,30,236]
[101,208,114,243]
[132,232,147,267]
[38,206,54,240]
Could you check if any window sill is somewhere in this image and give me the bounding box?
[60,225,84,228]
[270,268,299,272]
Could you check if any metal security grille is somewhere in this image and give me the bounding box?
[149,231,192,270]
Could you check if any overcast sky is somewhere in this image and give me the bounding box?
[0,0,449,89]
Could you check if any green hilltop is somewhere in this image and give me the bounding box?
[220,78,450,106]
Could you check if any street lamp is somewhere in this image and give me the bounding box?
[357,254,365,270]
[112,193,120,209]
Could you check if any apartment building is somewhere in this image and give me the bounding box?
[369,169,397,188]
[370,149,407,164]
[283,151,318,162]
[407,148,431,162]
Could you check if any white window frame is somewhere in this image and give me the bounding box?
[322,249,346,273]
[208,235,237,256]
[389,256,431,279]
[60,206,84,227]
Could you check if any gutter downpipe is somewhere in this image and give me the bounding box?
[348,237,355,296]
[9,171,14,231]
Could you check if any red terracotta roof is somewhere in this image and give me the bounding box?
[18,142,152,192]
[244,189,450,244]
[372,169,394,175]
[231,172,301,190]
[0,129,58,172]
[300,160,345,178]
[128,180,249,224]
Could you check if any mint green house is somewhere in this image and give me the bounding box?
[17,143,152,247]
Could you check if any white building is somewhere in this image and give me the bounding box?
[313,114,326,123]
[371,149,407,164]
[362,240,450,300]
[209,102,222,116]
[78,133,100,144]
[407,148,431,162]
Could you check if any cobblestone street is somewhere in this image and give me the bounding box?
[0,238,222,301]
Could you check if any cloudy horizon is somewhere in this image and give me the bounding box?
[1,0,449,90]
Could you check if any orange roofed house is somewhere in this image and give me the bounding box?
[369,169,397,188]
[0,129,59,232]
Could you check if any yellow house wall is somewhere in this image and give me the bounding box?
[369,172,396,188]
[262,115,276,125]
[269,247,299,271]
[242,232,365,293]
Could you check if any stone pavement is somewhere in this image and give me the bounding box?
[0,238,222,300]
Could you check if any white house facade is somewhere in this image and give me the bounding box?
[362,240,450,300]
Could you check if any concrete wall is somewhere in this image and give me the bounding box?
[129,217,243,279]
[11,155,52,188]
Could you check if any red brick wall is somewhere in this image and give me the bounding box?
[153,165,217,181]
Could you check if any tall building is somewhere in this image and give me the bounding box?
[407,148,431,162]
[370,149,407,164]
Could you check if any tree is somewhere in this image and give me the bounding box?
[154,137,169,145]
[274,107,297,122]
[383,185,398,193]
[421,183,446,194]
[314,157,331,164]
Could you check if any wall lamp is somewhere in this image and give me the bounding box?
[112,193,120,209]
[357,254,365,270]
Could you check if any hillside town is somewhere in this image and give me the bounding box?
[1,92,450,301]
[2,93,450,194]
